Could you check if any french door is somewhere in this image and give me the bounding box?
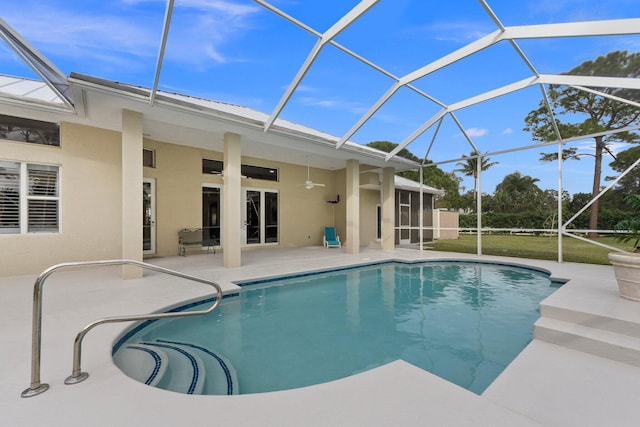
[202,186,221,247]
[242,188,278,246]
[143,178,156,254]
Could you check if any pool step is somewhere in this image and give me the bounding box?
[534,317,640,368]
[154,339,238,395]
[113,343,168,387]
[140,340,206,395]
[114,339,238,395]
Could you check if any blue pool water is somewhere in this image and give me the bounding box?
[114,261,560,395]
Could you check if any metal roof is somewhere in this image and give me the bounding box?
[0,74,64,106]
[394,175,445,195]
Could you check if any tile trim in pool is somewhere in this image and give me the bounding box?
[141,341,200,394]
[157,339,235,395]
[126,345,163,385]
[236,259,557,287]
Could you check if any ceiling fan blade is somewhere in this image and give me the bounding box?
[303,180,325,189]
[303,159,325,188]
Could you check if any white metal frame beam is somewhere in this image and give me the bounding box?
[150,0,174,106]
[385,108,449,160]
[254,1,446,109]
[252,0,640,260]
[0,17,73,108]
[423,125,640,168]
[337,16,639,151]
[261,0,379,132]
[336,29,503,149]
[501,18,640,39]
[381,71,640,161]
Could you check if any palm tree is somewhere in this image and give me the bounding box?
[455,150,498,200]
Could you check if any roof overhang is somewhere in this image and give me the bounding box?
[66,72,420,172]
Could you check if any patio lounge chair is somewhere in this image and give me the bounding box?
[323,227,341,248]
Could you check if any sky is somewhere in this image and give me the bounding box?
[1,0,639,196]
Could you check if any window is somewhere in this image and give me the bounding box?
[202,159,279,181]
[0,114,60,146]
[0,161,59,234]
[0,161,19,233]
[241,164,278,182]
[143,148,156,168]
[202,159,223,175]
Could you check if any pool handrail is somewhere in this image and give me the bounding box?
[21,259,223,398]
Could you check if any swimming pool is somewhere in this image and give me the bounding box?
[113,260,560,395]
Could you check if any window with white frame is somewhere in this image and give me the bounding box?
[0,161,59,234]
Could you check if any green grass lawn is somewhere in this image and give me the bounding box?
[426,234,633,265]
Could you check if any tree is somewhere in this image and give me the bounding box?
[367,140,421,183]
[367,140,420,163]
[492,172,544,213]
[421,162,462,209]
[455,150,498,200]
[366,141,461,208]
[524,50,640,237]
[607,145,640,194]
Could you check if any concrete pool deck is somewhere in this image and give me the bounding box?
[2,247,640,426]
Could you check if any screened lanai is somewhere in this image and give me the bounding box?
[1,0,639,261]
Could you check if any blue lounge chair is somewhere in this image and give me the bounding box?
[323,227,341,248]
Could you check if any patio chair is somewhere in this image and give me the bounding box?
[323,227,341,248]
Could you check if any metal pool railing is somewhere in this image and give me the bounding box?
[21,259,223,398]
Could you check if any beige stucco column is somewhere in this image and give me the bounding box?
[223,132,242,268]
[122,109,143,278]
[345,159,360,254]
[382,166,395,251]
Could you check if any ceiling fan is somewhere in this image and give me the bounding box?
[304,159,325,189]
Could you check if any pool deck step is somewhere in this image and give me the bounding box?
[539,302,640,340]
[534,317,640,368]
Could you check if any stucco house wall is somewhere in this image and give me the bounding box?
[142,138,345,256]
[1,122,122,276]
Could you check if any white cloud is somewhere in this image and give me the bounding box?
[178,0,260,16]
[285,84,317,93]
[609,141,635,155]
[1,0,260,72]
[298,96,367,115]
[123,0,258,16]
[502,128,513,135]
[419,21,494,44]
[465,127,489,137]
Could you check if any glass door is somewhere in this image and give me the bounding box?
[245,190,261,244]
[202,186,221,247]
[264,191,278,243]
[143,178,156,254]
[242,188,278,245]
[399,203,410,244]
